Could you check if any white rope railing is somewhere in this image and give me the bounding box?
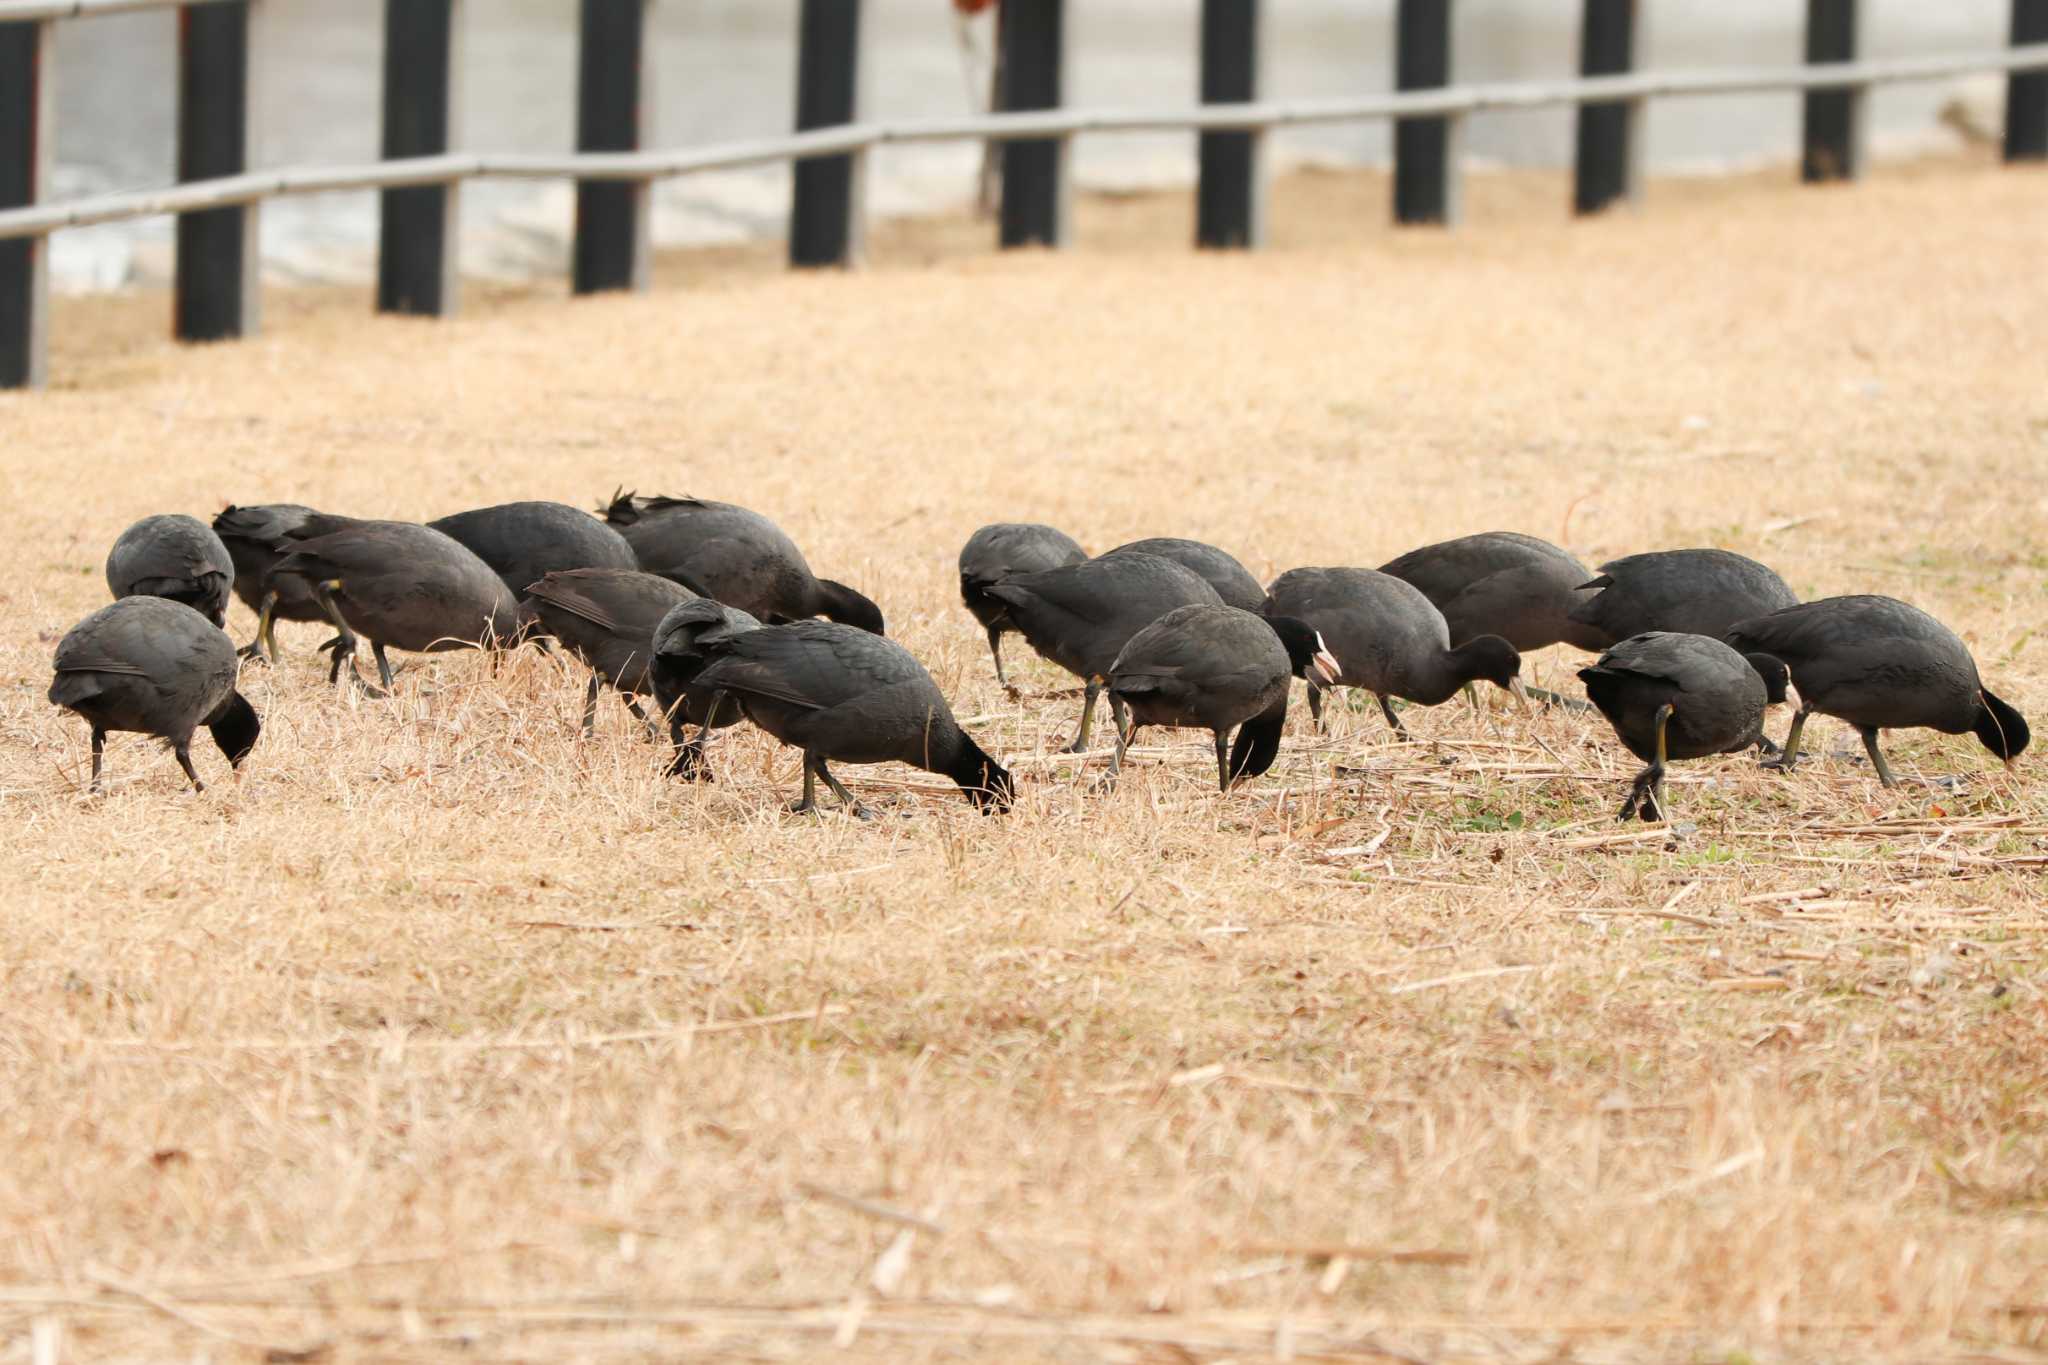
[2,41,2044,243]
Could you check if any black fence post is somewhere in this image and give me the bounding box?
[791,0,864,268]
[574,0,653,294]
[998,0,1067,249]
[176,2,258,343]
[0,20,51,391]
[1394,0,1459,226]
[1801,0,1866,183]
[2006,0,2048,161]
[1573,0,1640,214]
[378,0,461,316]
[1197,0,1263,248]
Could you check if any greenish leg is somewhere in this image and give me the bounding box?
[1764,707,1810,773]
[1066,679,1102,754]
[1859,726,1899,789]
[622,693,661,740]
[580,674,601,736]
[1214,731,1233,792]
[89,728,106,795]
[1306,682,1325,731]
[815,758,869,819]
[1378,695,1407,735]
[787,756,819,814]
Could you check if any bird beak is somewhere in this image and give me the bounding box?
[1311,648,1341,687]
[1507,676,1532,712]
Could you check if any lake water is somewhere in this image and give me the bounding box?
[46,0,2009,290]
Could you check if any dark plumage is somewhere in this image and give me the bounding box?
[48,597,260,792]
[431,501,639,602]
[650,595,764,779]
[1378,531,1606,652]
[690,621,1013,815]
[1569,549,1797,649]
[980,552,1225,752]
[601,492,884,634]
[1579,632,1771,822]
[1262,567,1526,734]
[1105,605,1341,791]
[958,522,1088,688]
[518,569,692,735]
[1103,537,1265,613]
[269,521,524,695]
[212,503,360,660]
[1726,595,2030,787]
[105,514,234,628]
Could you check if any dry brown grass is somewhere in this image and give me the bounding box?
[4,154,2048,1363]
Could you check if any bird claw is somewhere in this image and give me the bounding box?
[235,642,271,665]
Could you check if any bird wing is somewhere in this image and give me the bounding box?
[525,580,622,634]
[695,624,916,712]
[53,654,150,677]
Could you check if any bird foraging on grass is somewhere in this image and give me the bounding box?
[1103,605,1340,791]
[48,597,260,793]
[1725,595,2028,787]
[1579,632,1777,822]
[688,621,1013,817]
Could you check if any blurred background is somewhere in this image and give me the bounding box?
[48,0,2008,290]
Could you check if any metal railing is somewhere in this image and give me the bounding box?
[4,0,2047,391]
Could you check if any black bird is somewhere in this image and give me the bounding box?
[1104,604,1341,791]
[1579,632,1775,822]
[1569,549,1797,649]
[430,500,639,603]
[1262,567,1527,734]
[979,552,1224,752]
[519,568,693,735]
[48,596,260,793]
[650,595,763,779]
[1103,537,1265,613]
[269,521,524,694]
[104,514,235,628]
[1726,595,2030,787]
[958,522,1088,689]
[1378,531,1607,653]
[690,621,1014,816]
[601,492,884,634]
[212,504,360,661]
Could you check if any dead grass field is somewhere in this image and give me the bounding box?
[4,155,2048,1363]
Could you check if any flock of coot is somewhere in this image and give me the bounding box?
[52,496,2029,822]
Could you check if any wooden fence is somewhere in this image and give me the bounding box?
[3,0,2047,390]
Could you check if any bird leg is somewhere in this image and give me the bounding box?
[787,756,820,814]
[238,588,279,663]
[1462,681,1480,709]
[986,625,1013,694]
[1306,681,1325,732]
[621,694,662,740]
[580,674,601,737]
[1858,725,1900,789]
[1378,695,1408,735]
[312,581,369,691]
[89,727,106,795]
[1763,706,1812,774]
[1619,703,1676,822]
[365,642,396,698]
[1094,703,1135,792]
[1065,679,1102,753]
[174,741,205,793]
[672,692,732,781]
[814,757,870,819]
[1215,730,1233,792]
